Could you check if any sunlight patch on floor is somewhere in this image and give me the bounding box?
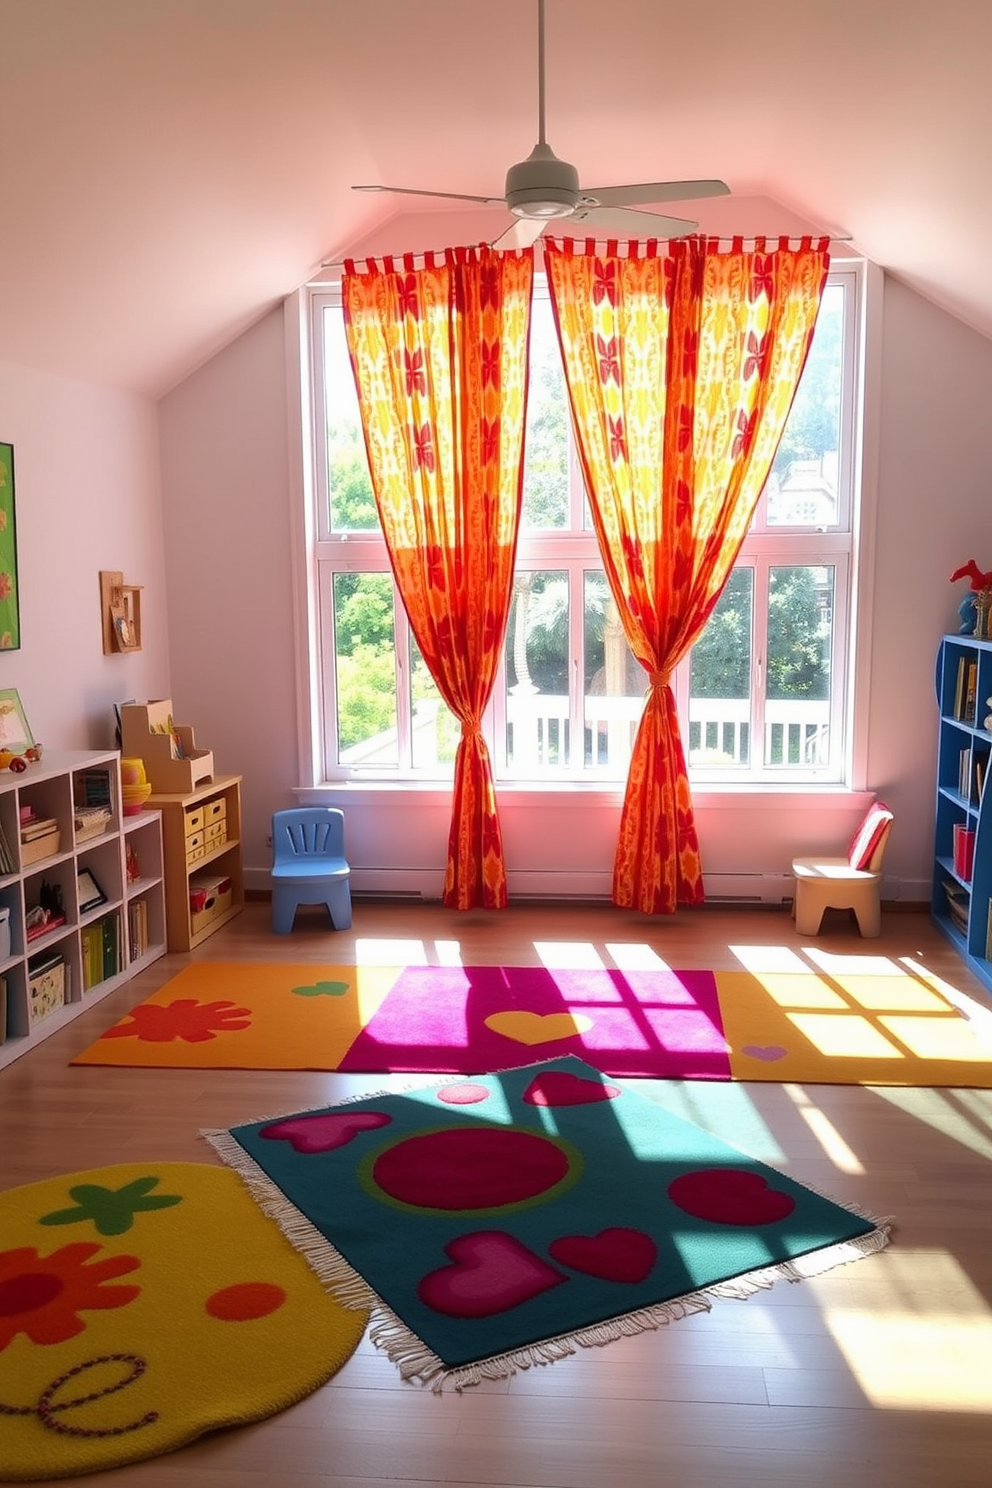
[533,942,606,969]
[729,944,811,973]
[783,1085,865,1173]
[353,938,430,965]
[814,1249,992,1410]
[868,1087,992,1160]
[433,939,465,966]
[605,943,673,970]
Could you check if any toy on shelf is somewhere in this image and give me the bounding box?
[120,700,214,794]
[950,559,992,637]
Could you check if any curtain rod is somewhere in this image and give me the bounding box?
[313,231,853,277]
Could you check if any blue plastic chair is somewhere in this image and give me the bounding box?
[270,807,352,934]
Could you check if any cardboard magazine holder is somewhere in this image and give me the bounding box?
[120,700,214,793]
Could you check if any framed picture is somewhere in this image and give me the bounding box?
[0,689,33,754]
[76,869,107,913]
[0,443,20,650]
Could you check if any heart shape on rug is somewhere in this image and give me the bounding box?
[741,1044,787,1061]
[522,1071,621,1106]
[667,1167,796,1226]
[485,1010,594,1046]
[418,1231,568,1317]
[259,1110,392,1154]
[548,1227,657,1283]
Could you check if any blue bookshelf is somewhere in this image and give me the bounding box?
[932,634,992,999]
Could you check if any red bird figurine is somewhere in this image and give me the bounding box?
[950,559,992,591]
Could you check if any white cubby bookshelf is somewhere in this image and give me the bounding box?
[0,748,166,1070]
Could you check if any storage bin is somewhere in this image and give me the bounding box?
[28,956,66,1024]
[189,873,233,936]
[21,829,61,866]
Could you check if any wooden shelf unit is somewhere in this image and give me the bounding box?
[931,633,992,999]
[147,774,244,952]
[0,749,166,1070]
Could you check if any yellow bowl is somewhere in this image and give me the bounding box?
[122,780,153,815]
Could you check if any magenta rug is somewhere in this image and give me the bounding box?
[337,964,729,1079]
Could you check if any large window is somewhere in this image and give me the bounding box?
[309,264,861,787]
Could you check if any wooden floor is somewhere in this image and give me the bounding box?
[3,898,992,1487]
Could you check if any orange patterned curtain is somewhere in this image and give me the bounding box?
[342,246,534,909]
[545,234,829,913]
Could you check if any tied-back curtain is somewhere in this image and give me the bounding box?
[342,246,534,909]
[545,234,829,913]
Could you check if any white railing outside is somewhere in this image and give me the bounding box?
[343,693,830,773]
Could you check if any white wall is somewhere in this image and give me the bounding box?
[157,271,992,904]
[0,357,168,752]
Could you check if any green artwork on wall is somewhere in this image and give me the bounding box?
[0,442,20,650]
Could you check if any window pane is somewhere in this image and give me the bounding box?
[766,282,844,527]
[764,565,833,767]
[521,300,569,530]
[332,573,397,764]
[323,308,378,532]
[688,569,753,769]
[410,637,458,771]
[583,572,644,770]
[505,571,570,768]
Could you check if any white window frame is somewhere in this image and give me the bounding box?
[302,256,867,792]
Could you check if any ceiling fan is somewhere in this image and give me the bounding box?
[352,0,730,250]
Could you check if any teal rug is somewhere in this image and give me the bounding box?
[204,1056,891,1389]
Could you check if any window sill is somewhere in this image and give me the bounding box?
[300,780,872,812]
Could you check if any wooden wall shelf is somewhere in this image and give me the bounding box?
[100,570,143,654]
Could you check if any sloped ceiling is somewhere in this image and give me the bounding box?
[0,0,989,398]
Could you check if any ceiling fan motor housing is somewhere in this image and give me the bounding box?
[504,142,580,218]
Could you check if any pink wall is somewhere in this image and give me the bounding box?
[0,357,168,753]
[157,310,299,876]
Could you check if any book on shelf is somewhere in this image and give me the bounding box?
[959,746,971,797]
[25,909,67,942]
[127,897,149,960]
[76,769,113,808]
[81,922,101,990]
[943,879,970,932]
[987,900,992,960]
[954,656,967,718]
[0,821,12,874]
[27,947,65,979]
[20,816,59,842]
[953,823,977,880]
[965,661,978,723]
[101,911,121,979]
[975,753,988,805]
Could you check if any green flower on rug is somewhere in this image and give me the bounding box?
[39,1176,183,1235]
[290,980,351,998]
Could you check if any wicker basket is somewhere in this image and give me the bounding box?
[74,807,113,843]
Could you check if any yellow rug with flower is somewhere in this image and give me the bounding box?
[0,1162,368,1481]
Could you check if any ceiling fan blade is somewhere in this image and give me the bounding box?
[567,205,699,237]
[491,218,549,251]
[581,179,730,208]
[352,184,504,206]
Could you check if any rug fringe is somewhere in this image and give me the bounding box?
[200,1130,378,1315]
